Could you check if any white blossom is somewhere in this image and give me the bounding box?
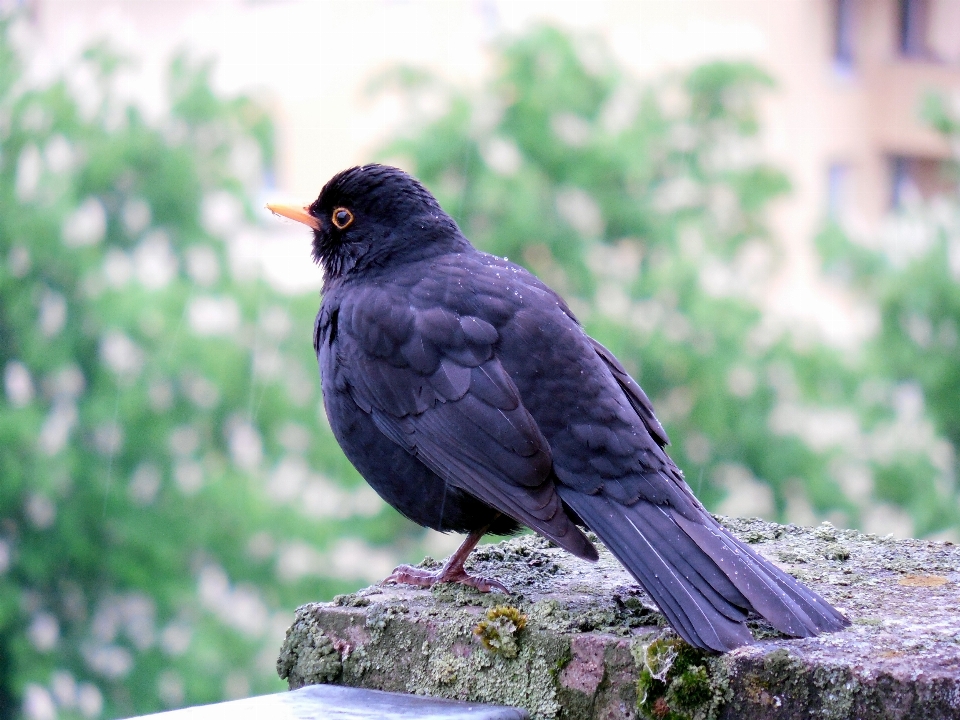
[134,231,178,289]
[22,684,56,720]
[62,197,107,247]
[188,296,240,336]
[4,361,34,406]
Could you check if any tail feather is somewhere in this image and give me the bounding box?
[557,489,849,652]
[631,502,750,623]
[559,489,753,651]
[676,514,849,634]
[674,515,818,637]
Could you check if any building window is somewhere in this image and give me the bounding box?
[899,0,960,62]
[827,163,851,219]
[891,156,912,208]
[834,0,856,72]
[890,155,954,209]
[899,0,930,58]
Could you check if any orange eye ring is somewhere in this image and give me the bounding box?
[332,207,354,230]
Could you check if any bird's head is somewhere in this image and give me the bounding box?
[267,164,467,284]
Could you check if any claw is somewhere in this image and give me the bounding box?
[382,563,510,593]
[379,526,511,593]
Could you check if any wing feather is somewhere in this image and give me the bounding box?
[335,288,597,562]
[589,337,670,447]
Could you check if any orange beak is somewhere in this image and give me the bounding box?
[265,203,321,231]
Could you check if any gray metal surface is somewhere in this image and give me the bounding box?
[129,684,530,720]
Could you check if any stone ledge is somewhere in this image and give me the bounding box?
[277,517,960,720]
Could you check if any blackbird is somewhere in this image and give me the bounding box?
[267,164,849,652]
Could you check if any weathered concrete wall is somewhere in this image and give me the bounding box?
[277,517,960,720]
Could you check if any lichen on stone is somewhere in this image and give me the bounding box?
[403,601,564,719]
[365,601,408,643]
[277,621,343,687]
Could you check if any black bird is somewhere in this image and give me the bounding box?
[267,164,849,652]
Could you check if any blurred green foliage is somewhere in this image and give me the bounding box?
[815,92,960,537]
[0,15,414,720]
[856,92,960,448]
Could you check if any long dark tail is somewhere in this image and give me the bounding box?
[557,490,850,652]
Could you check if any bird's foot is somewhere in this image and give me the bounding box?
[382,564,509,593]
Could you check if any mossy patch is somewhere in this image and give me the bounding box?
[474,605,528,658]
[634,635,729,720]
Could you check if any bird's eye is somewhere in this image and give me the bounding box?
[332,207,354,230]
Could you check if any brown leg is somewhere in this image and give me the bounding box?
[382,526,509,593]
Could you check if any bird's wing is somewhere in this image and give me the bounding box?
[588,337,670,447]
[491,271,848,651]
[322,275,596,561]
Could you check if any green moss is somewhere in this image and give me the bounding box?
[811,665,859,720]
[737,648,809,712]
[428,653,460,685]
[333,593,372,607]
[405,608,566,719]
[813,522,839,542]
[474,605,529,658]
[666,665,712,708]
[738,649,861,720]
[365,601,409,644]
[430,581,507,608]
[634,636,729,720]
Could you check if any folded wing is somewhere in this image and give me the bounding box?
[328,281,597,561]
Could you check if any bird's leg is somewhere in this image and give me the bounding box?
[382,526,509,593]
